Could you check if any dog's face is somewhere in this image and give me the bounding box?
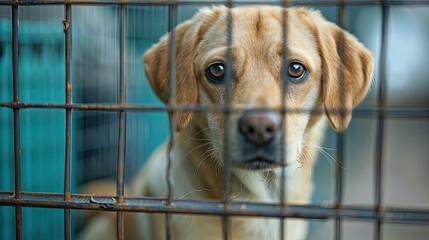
[144,6,374,171]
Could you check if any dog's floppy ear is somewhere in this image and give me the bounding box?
[316,19,374,132]
[144,14,205,131]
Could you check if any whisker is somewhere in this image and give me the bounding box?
[184,127,218,141]
[180,142,212,162]
[177,188,224,200]
[313,146,337,151]
[266,171,277,183]
[194,149,219,181]
[299,149,313,181]
[302,142,345,169]
[229,183,243,200]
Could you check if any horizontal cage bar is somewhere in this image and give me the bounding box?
[1,192,429,224]
[1,0,429,6]
[0,102,428,118]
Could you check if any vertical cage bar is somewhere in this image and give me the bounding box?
[63,3,72,240]
[166,3,178,240]
[334,2,347,240]
[375,2,389,239]
[116,4,126,240]
[12,2,22,240]
[222,2,233,240]
[279,1,290,240]
[334,132,345,240]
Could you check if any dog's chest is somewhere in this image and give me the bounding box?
[231,217,307,240]
[172,216,306,240]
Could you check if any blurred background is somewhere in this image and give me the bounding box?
[0,1,428,239]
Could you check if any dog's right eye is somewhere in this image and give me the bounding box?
[206,63,225,84]
[286,62,308,83]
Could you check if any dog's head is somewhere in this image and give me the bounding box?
[144,6,374,171]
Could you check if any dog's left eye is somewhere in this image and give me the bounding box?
[287,62,308,83]
[206,63,225,84]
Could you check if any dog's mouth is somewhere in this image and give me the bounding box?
[233,157,282,170]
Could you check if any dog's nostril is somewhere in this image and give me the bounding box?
[248,126,255,134]
[266,126,275,133]
[239,111,281,145]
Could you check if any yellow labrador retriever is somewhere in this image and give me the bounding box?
[80,5,373,240]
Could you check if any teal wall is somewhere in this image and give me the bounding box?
[0,9,67,240]
[0,5,185,239]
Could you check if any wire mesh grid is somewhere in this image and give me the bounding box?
[1,1,429,240]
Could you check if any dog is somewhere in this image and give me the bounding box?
[80,5,374,240]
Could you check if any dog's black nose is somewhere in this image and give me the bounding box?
[239,111,281,145]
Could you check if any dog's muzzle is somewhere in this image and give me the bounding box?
[239,110,281,146]
[233,110,284,170]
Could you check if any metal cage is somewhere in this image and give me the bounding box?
[1,1,429,240]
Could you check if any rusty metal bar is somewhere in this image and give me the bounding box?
[115,4,127,240]
[11,2,22,239]
[1,102,429,118]
[334,133,345,240]
[375,2,389,239]
[334,128,346,239]
[280,1,290,239]
[0,0,429,6]
[335,132,345,240]
[165,5,177,205]
[222,2,234,239]
[166,3,178,240]
[63,2,72,240]
[335,2,347,240]
[1,192,429,223]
